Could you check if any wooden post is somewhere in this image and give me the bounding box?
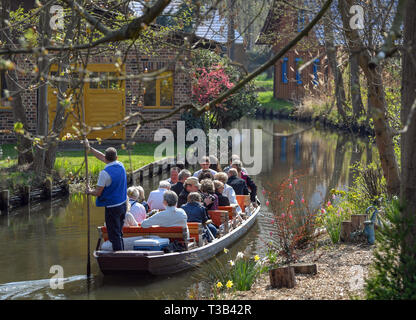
[62,179,70,196]
[0,190,10,214]
[293,263,317,275]
[269,266,296,288]
[340,221,352,242]
[21,185,30,205]
[223,211,229,234]
[157,161,162,175]
[148,163,153,178]
[351,214,367,231]
[44,179,52,199]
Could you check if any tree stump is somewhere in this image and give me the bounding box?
[351,214,367,231]
[269,266,296,288]
[293,263,317,275]
[340,221,352,242]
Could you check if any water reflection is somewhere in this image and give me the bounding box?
[0,118,377,299]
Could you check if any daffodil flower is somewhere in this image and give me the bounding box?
[224,248,229,254]
[216,282,223,288]
[226,280,233,289]
[254,255,260,261]
[229,260,235,266]
[236,251,244,259]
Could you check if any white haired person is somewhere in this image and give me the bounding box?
[134,185,149,213]
[124,186,147,226]
[147,180,171,211]
[214,172,242,214]
[141,191,189,239]
[223,154,247,174]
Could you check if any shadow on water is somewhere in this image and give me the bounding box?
[0,118,377,299]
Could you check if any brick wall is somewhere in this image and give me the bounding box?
[0,45,193,143]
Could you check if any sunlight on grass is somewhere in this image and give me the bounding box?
[257,91,294,113]
[1,142,161,180]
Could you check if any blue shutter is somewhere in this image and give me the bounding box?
[297,9,305,32]
[295,58,302,84]
[282,58,288,84]
[313,59,320,85]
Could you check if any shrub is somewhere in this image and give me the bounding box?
[263,174,318,265]
[350,161,387,204]
[365,200,416,299]
[182,49,259,131]
[316,199,352,244]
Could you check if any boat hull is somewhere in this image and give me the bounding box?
[94,206,260,275]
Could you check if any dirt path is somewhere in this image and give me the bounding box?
[227,242,374,300]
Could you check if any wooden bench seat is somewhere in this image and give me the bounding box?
[236,195,250,213]
[99,223,203,247]
[218,205,238,220]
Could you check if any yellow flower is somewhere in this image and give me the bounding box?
[224,248,229,254]
[226,280,233,289]
[254,255,260,261]
[216,282,223,288]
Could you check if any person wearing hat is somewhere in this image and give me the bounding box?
[84,140,127,251]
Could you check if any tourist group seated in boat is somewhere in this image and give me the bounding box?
[88,141,258,251]
[119,154,258,238]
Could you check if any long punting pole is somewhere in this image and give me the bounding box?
[82,100,91,279]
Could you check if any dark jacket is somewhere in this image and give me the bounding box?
[171,181,184,196]
[177,189,189,208]
[141,201,149,213]
[181,202,210,223]
[227,175,249,196]
[202,192,218,211]
[241,172,257,203]
[215,192,230,207]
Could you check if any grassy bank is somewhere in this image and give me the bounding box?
[254,73,273,90]
[257,91,294,114]
[254,73,294,114]
[0,142,159,190]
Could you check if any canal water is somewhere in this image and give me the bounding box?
[0,118,376,299]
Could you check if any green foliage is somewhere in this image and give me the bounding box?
[257,91,293,113]
[182,49,259,130]
[365,200,416,299]
[316,201,352,244]
[349,161,388,205]
[202,250,265,298]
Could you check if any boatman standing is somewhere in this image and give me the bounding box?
[84,140,127,251]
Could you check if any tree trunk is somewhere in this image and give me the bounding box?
[33,1,52,174]
[338,0,401,196]
[1,0,33,165]
[323,8,348,122]
[227,0,236,61]
[35,8,79,174]
[349,54,365,118]
[400,0,416,283]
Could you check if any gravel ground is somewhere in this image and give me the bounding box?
[226,237,375,300]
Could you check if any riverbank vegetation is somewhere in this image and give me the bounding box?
[0,142,158,192]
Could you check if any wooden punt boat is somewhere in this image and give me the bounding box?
[94,204,260,276]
